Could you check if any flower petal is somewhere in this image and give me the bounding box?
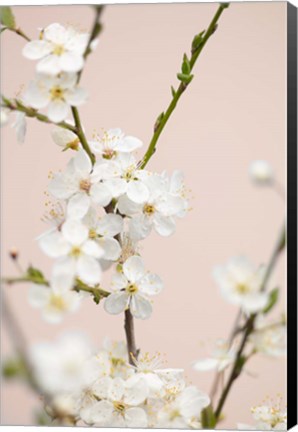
[28,284,50,308]
[59,52,84,73]
[22,40,52,59]
[153,214,176,236]
[125,407,148,428]
[98,237,121,261]
[126,180,149,204]
[37,54,61,75]
[114,135,143,152]
[62,219,89,245]
[67,192,90,219]
[108,377,125,402]
[123,255,145,283]
[47,100,69,123]
[38,230,70,258]
[77,255,102,285]
[90,183,112,207]
[104,292,129,315]
[111,272,128,290]
[81,239,104,259]
[96,214,123,237]
[130,294,152,320]
[65,87,87,106]
[139,273,163,296]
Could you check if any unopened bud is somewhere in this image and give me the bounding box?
[9,248,19,260]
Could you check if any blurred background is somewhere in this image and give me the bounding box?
[1,2,286,428]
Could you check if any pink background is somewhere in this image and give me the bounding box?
[1,2,286,428]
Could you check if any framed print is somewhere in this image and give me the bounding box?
[0,1,297,429]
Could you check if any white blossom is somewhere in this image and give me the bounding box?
[28,266,82,323]
[48,150,111,219]
[38,218,104,285]
[193,339,236,372]
[157,385,210,428]
[130,352,185,398]
[82,207,123,261]
[104,255,163,319]
[119,172,187,240]
[25,73,87,123]
[238,402,287,430]
[249,160,274,185]
[80,376,149,427]
[0,108,10,126]
[89,128,143,159]
[23,23,91,75]
[249,317,286,357]
[11,112,27,143]
[29,332,93,395]
[51,125,79,150]
[98,153,150,204]
[213,256,270,314]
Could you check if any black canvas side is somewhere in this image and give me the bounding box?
[287,2,297,430]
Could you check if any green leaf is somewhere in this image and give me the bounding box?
[181,53,191,75]
[191,30,205,53]
[201,405,217,429]
[0,7,16,29]
[263,288,279,314]
[154,112,164,132]
[171,86,176,98]
[177,73,193,84]
[27,266,44,279]
[2,358,26,379]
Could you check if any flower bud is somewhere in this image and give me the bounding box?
[249,160,274,185]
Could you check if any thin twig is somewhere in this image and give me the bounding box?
[124,309,138,365]
[1,97,77,132]
[139,3,229,169]
[214,223,286,421]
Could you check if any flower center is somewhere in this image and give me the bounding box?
[126,284,138,294]
[53,44,65,56]
[123,166,136,181]
[113,401,126,413]
[143,204,155,215]
[49,294,66,310]
[50,86,65,101]
[79,179,91,192]
[67,138,80,151]
[235,283,249,294]
[103,149,117,160]
[169,409,180,421]
[70,246,82,258]
[89,228,97,239]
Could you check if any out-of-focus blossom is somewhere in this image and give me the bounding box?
[193,339,236,372]
[249,160,274,185]
[25,73,87,123]
[213,256,270,314]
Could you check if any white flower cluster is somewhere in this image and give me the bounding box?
[30,127,188,322]
[30,332,210,428]
[22,23,92,122]
[238,400,287,430]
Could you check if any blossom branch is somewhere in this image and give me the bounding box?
[1,96,77,132]
[124,309,138,365]
[3,26,31,42]
[2,270,110,304]
[213,223,286,422]
[140,2,229,169]
[77,5,105,83]
[71,106,95,164]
